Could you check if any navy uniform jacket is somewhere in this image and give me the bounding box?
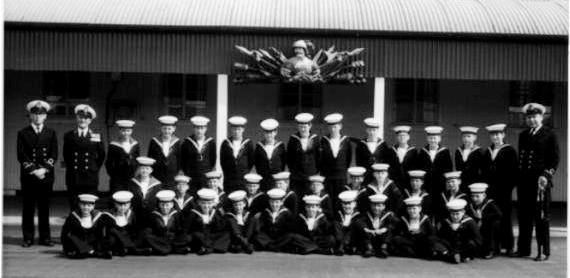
[354,138,392,180]
[105,140,140,191]
[394,214,436,240]
[17,125,58,185]
[225,211,257,242]
[63,129,106,188]
[293,213,334,241]
[399,190,433,217]
[466,198,502,228]
[287,133,321,182]
[122,177,167,218]
[247,192,269,216]
[61,210,107,254]
[518,126,560,180]
[254,141,287,191]
[319,135,352,180]
[173,193,196,215]
[454,146,485,192]
[220,138,255,192]
[363,180,403,214]
[385,145,418,190]
[257,208,296,239]
[482,144,519,199]
[147,136,182,186]
[437,216,482,249]
[415,146,453,194]
[180,136,216,188]
[354,211,399,244]
[434,192,469,220]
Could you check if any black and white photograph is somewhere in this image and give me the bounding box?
[1,0,568,277]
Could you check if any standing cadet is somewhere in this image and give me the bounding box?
[63,104,106,206]
[517,103,559,261]
[386,125,418,191]
[466,183,502,259]
[18,100,58,247]
[147,115,182,186]
[454,126,485,192]
[483,123,518,255]
[354,117,391,185]
[415,126,453,195]
[287,113,321,195]
[320,113,352,203]
[255,118,287,192]
[220,116,255,193]
[180,116,216,192]
[105,120,140,193]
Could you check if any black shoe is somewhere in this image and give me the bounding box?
[39,240,54,247]
[514,251,530,257]
[334,247,345,256]
[134,247,152,256]
[197,247,212,256]
[362,248,374,258]
[243,244,254,254]
[504,249,514,257]
[484,252,495,260]
[534,254,549,261]
[21,240,33,248]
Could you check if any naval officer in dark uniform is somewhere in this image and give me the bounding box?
[17,100,58,247]
[516,103,559,261]
[63,104,106,206]
[180,116,216,192]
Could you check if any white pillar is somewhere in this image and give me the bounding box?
[374,77,386,138]
[216,74,228,171]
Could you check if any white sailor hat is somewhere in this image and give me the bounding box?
[444,171,462,179]
[324,113,343,125]
[112,191,134,203]
[308,175,325,183]
[408,170,426,179]
[260,118,279,131]
[292,40,308,50]
[190,116,210,126]
[228,190,247,202]
[338,190,358,203]
[136,156,156,166]
[267,188,286,199]
[459,126,479,134]
[205,171,223,179]
[468,183,489,193]
[347,166,367,177]
[294,113,314,123]
[228,116,247,126]
[485,123,507,133]
[244,173,263,183]
[197,188,217,201]
[158,115,178,125]
[273,171,291,181]
[522,103,546,115]
[174,175,191,183]
[368,193,388,203]
[404,196,423,206]
[156,190,176,202]
[371,163,390,171]
[78,194,98,203]
[26,100,50,114]
[363,117,381,128]
[115,120,135,128]
[74,104,97,119]
[302,195,322,205]
[392,125,411,133]
[425,126,443,135]
[446,199,467,211]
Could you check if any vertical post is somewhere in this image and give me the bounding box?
[216,74,228,171]
[374,77,386,138]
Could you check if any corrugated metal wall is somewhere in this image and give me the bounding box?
[5,29,567,81]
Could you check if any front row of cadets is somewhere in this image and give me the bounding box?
[62,181,499,264]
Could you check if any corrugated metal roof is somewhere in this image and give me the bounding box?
[4,0,568,36]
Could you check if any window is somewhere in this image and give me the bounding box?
[163,74,208,119]
[508,81,554,128]
[278,83,322,121]
[393,79,439,124]
[42,71,91,116]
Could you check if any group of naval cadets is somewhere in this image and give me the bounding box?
[18,100,559,263]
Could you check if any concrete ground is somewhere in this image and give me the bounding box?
[2,196,567,278]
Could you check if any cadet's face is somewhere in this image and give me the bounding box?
[365,127,378,138]
[115,202,131,214]
[264,130,277,141]
[79,202,95,215]
[198,200,213,213]
[396,132,410,145]
[233,201,246,214]
[407,205,421,218]
[245,183,259,195]
[30,113,47,125]
[342,201,356,214]
[275,180,289,191]
[461,134,476,145]
[373,171,388,181]
[410,178,423,191]
[306,204,319,217]
[161,125,176,136]
[176,183,189,194]
[490,132,505,145]
[525,114,543,128]
[450,210,465,222]
[350,176,364,187]
[328,123,342,135]
[370,203,385,216]
[119,128,133,139]
[309,182,323,194]
[471,193,485,205]
[193,125,207,137]
[294,47,305,56]
[269,199,283,212]
[446,178,460,192]
[159,201,174,214]
[207,178,221,189]
[138,166,153,178]
[427,135,441,145]
[230,126,245,139]
[297,123,311,136]
[76,115,92,129]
